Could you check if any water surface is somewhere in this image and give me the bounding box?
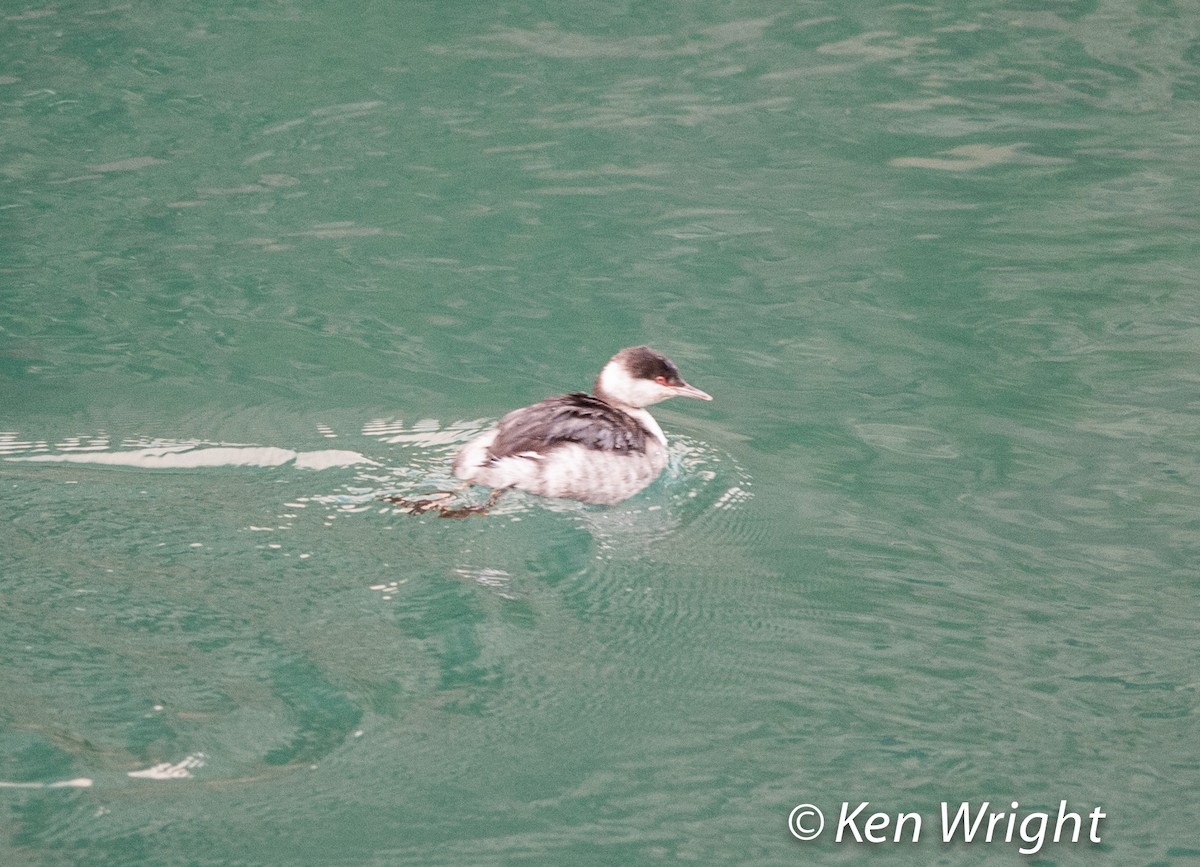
[3,1,1199,864]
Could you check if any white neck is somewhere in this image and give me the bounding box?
[623,407,667,447]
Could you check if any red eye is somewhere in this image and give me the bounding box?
[655,375,669,385]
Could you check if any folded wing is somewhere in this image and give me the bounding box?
[488,393,648,459]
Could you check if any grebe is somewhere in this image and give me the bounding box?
[391,346,711,516]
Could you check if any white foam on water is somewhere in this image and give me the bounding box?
[294,449,376,469]
[5,445,376,470]
[0,778,94,789]
[127,753,207,780]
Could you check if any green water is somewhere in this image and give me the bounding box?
[3,1,1199,864]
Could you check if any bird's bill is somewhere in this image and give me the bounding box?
[673,382,712,401]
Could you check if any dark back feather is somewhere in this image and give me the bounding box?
[488,393,648,458]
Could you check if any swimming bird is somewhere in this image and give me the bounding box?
[392,346,711,516]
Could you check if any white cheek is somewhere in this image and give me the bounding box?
[598,364,674,406]
[629,378,669,406]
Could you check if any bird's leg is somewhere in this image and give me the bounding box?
[434,486,509,519]
[381,485,509,518]
[381,485,461,513]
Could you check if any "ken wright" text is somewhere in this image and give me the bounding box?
[835,800,1105,855]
